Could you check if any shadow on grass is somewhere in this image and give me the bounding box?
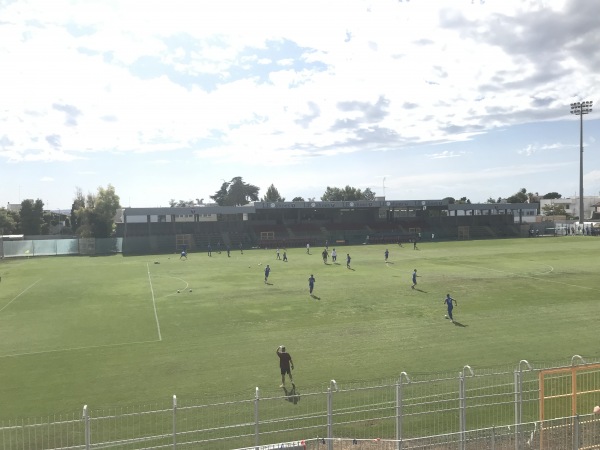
[453,321,467,327]
[412,288,427,293]
[282,385,300,404]
[310,294,321,300]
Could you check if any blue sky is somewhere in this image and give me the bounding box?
[1,0,599,210]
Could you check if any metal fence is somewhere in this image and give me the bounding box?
[2,356,600,449]
[0,238,122,257]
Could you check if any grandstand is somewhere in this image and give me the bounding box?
[118,199,535,255]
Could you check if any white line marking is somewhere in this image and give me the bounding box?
[0,339,161,359]
[0,279,42,315]
[149,274,189,298]
[146,263,163,341]
[456,263,599,291]
[530,264,554,275]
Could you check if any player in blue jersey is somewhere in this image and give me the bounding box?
[384,249,389,262]
[444,294,457,322]
[180,250,187,260]
[411,269,418,289]
[264,264,271,284]
[308,274,316,294]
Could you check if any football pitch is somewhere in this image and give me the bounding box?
[0,237,599,420]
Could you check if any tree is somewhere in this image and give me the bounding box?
[292,197,304,202]
[210,182,229,206]
[70,188,86,233]
[543,192,562,200]
[363,187,376,201]
[506,188,528,203]
[262,184,285,202]
[542,204,568,217]
[320,186,374,201]
[210,177,260,206]
[0,208,18,234]
[443,197,456,204]
[456,197,471,204]
[74,185,121,238]
[169,198,204,207]
[20,199,44,235]
[485,197,497,203]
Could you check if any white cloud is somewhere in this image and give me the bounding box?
[1,0,598,208]
[427,150,466,159]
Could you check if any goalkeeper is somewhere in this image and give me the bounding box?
[276,345,294,388]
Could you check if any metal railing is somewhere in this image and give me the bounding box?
[2,356,600,449]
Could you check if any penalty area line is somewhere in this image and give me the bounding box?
[455,263,600,292]
[147,263,163,341]
[0,278,42,315]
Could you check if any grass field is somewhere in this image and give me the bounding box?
[0,236,599,421]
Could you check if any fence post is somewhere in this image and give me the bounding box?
[172,395,177,450]
[573,414,580,450]
[514,360,532,450]
[396,372,410,450]
[254,387,260,450]
[459,366,473,450]
[82,405,90,450]
[327,380,338,450]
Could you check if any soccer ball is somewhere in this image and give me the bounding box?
[177,290,180,293]
[445,315,449,319]
[189,289,192,292]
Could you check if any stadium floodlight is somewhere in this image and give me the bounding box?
[570,101,593,228]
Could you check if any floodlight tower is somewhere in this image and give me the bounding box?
[570,101,593,228]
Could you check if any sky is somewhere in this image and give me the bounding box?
[1,0,599,211]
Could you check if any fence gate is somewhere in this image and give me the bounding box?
[539,362,600,448]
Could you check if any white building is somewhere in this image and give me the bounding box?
[538,196,600,221]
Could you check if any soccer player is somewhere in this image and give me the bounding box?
[180,250,187,260]
[226,245,231,257]
[207,243,212,257]
[239,242,243,254]
[308,274,316,294]
[306,243,310,254]
[331,248,337,262]
[413,239,418,250]
[411,269,418,289]
[384,249,389,262]
[276,345,294,388]
[346,253,351,269]
[444,294,457,322]
[264,264,271,284]
[283,251,288,262]
[276,248,281,260]
[322,248,328,264]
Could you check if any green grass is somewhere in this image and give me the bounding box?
[0,237,599,421]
